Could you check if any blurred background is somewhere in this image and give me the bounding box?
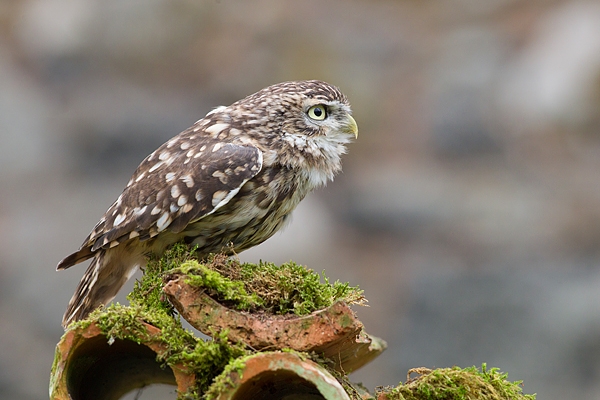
[2,0,600,398]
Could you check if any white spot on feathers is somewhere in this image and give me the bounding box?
[165,172,176,182]
[177,195,187,206]
[113,213,126,227]
[133,206,147,216]
[205,123,229,136]
[209,185,245,213]
[151,205,162,215]
[156,212,171,232]
[211,190,228,207]
[195,190,203,201]
[129,231,139,239]
[180,142,191,150]
[212,143,224,152]
[182,203,193,213]
[171,185,181,198]
[205,106,226,117]
[181,174,194,188]
[158,151,171,161]
[135,172,146,182]
[148,161,164,173]
[212,170,229,184]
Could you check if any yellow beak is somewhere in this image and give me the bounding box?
[343,114,359,139]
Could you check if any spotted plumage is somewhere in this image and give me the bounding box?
[58,80,358,328]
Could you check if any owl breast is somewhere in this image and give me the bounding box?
[150,165,307,256]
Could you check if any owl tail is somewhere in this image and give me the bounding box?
[61,249,139,328]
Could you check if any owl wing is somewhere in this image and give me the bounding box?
[57,129,262,270]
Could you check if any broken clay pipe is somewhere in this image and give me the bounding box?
[50,322,194,400]
[163,273,386,373]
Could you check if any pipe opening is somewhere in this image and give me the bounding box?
[232,370,325,400]
[66,335,176,400]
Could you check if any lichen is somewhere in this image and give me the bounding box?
[377,364,536,400]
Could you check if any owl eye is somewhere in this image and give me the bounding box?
[307,105,328,121]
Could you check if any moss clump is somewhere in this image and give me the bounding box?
[164,245,364,316]
[63,242,364,398]
[203,352,253,400]
[378,365,536,400]
[56,242,536,400]
[66,243,250,399]
[205,350,369,400]
[70,303,247,399]
[130,242,193,314]
[178,260,263,311]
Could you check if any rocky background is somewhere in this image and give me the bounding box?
[2,1,600,399]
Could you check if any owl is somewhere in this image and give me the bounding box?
[57,80,358,328]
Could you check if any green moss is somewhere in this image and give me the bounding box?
[378,364,536,400]
[170,248,364,316]
[204,353,253,400]
[71,303,247,399]
[206,350,371,400]
[65,243,253,399]
[178,260,263,311]
[175,331,248,399]
[49,343,63,395]
[57,242,536,400]
[62,242,364,398]
[128,243,191,314]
